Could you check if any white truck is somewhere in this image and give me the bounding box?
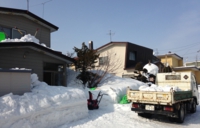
[127,71,199,123]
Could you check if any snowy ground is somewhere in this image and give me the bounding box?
[60,104,200,128]
[0,70,199,128]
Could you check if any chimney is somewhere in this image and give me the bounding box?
[89,41,93,50]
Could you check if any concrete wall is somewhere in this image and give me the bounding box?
[0,70,31,96]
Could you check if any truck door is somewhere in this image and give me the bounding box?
[191,75,199,105]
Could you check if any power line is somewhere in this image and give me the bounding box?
[157,42,200,52]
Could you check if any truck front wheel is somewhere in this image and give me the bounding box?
[176,104,185,123]
[190,100,196,113]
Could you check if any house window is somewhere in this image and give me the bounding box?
[12,28,26,39]
[129,52,136,61]
[0,26,26,39]
[0,27,11,38]
[99,56,108,65]
[43,62,64,86]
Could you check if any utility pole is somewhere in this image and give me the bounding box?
[196,50,200,67]
[107,30,115,42]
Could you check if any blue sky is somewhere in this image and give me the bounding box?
[1,0,200,62]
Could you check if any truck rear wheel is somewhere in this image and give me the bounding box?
[176,104,185,123]
[190,100,196,113]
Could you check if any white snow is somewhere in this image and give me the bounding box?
[139,84,182,92]
[1,34,39,44]
[0,70,199,128]
[0,73,88,128]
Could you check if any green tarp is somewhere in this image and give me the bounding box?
[119,95,130,104]
[0,32,6,42]
[90,87,96,90]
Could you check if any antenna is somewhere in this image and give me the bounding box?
[42,0,52,18]
[107,30,115,42]
[27,0,29,11]
[154,49,159,55]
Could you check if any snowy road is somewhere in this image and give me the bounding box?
[60,104,200,128]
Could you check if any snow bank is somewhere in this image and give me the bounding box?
[88,76,144,107]
[0,74,88,128]
[1,34,39,44]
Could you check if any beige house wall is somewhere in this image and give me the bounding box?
[160,56,183,67]
[96,44,126,77]
[160,57,173,66]
[178,60,183,66]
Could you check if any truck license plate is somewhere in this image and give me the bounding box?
[145,105,155,111]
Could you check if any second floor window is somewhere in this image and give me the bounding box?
[99,56,108,65]
[129,52,136,61]
[12,28,26,39]
[0,26,26,39]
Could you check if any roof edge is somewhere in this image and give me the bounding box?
[0,7,59,32]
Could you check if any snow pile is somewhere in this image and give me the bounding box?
[139,84,182,92]
[0,74,88,128]
[1,34,39,44]
[88,76,144,107]
[66,69,143,106]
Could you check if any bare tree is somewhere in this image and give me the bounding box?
[66,51,75,58]
[89,50,123,87]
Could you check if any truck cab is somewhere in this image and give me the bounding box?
[155,72,199,105]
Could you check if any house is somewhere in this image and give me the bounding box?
[0,7,74,87]
[156,53,184,67]
[95,41,153,78]
[156,53,200,84]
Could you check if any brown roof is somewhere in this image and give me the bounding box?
[156,53,183,60]
[0,7,58,32]
[95,41,152,51]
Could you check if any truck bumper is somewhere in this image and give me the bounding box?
[131,108,178,118]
